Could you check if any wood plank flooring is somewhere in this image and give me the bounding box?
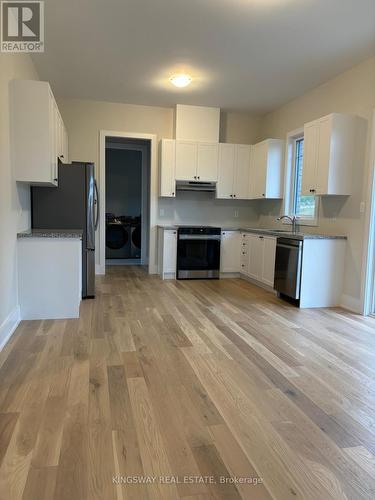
[1,265,375,499]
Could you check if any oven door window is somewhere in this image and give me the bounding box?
[177,239,220,271]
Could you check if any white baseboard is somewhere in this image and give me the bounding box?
[0,305,21,352]
[95,264,105,275]
[340,294,362,314]
[220,272,241,279]
[240,273,276,293]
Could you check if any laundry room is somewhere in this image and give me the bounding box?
[105,137,150,266]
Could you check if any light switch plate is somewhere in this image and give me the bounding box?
[159,208,165,217]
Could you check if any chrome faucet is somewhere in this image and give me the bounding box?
[276,215,299,234]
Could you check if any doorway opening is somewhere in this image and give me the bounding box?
[104,137,150,268]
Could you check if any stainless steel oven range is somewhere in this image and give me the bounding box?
[177,227,221,279]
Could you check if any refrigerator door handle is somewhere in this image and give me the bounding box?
[94,180,99,231]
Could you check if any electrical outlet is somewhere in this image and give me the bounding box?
[159,208,165,217]
[234,210,239,218]
[360,201,365,214]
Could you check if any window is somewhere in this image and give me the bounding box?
[288,134,318,223]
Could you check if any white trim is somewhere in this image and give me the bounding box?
[0,305,21,352]
[361,108,375,315]
[95,264,105,275]
[283,128,319,226]
[99,130,158,275]
[340,294,362,314]
[105,141,150,265]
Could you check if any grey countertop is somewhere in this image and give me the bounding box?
[17,229,83,239]
[238,227,347,240]
[157,224,347,240]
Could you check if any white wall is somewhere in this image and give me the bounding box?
[259,56,375,311]
[58,98,261,266]
[0,54,39,334]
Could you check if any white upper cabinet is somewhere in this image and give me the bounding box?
[302,113,366,196]
[11,80,68,186]
[234,145,251,199]
[251,139,284,199]
[175,140,198,181]
[197,142,218,181]
[217,143,251,199]
[217,143,236,199]
[159,139,176,197]
[175,140,218,182]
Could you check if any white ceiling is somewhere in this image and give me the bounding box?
[32,0,375,113]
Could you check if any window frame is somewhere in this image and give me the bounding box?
[283,128,319,227]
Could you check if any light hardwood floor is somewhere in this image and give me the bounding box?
[1,266,375,499]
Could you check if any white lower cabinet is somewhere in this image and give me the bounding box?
[262,236,277,287]
[220,231,240,274]
[18,237,82,319]
[158,228,177,279]
[240,232,276,287]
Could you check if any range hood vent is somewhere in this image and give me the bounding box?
[176,180,216,192]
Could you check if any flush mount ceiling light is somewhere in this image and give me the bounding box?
[169,73,193,88]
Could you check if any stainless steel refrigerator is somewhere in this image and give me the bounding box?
[31,162,99,298]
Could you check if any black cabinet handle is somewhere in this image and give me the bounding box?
[172,192,175,196]
[259,236,264,239]
[53,178,58,182]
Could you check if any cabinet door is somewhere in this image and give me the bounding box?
[252,142,268,198]
[302,121,319,195]
[234,145,251,199]
[63,126,69,163]
[175,141,197,181]
[197,143,218,181]
[220,231,240,273]
[49,93,58,185]
[217,143,235,199]
[164,230,177,274]
[240,233,249,275]
[248,235,263,281]
[316,116,332,195]
[262,236,276,287]
[160,139,176,197]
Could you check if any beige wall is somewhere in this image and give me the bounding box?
[220,111,262,144]
[258,56,375,309]
[0,54,39,331]
[58,98,260,267]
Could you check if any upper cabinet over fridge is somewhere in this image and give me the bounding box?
[11,80,69,187]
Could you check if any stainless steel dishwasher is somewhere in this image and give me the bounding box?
[274,237,303,300]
